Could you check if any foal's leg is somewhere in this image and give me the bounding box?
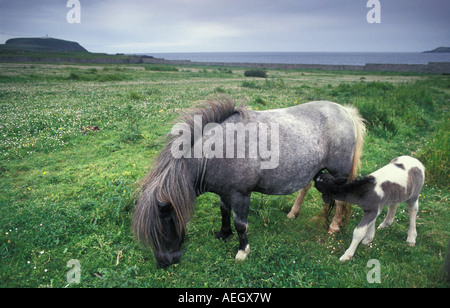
[340,210,378,261]
[287,181,312,219]
[216,197,233,240]
[406,200,419,246]
[362,219,377,245]
[378,204,399,229]
[328,200,346,234]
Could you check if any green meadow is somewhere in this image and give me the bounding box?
[0,62,448,287]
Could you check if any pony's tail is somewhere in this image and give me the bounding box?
[341,105,366,225]
[345,105,366,181]
[321,105,366,227]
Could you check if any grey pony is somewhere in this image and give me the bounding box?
[133,97,366,268]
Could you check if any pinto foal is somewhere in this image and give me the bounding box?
[314,156,425,261]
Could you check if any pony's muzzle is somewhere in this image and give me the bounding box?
[155,250,182,268]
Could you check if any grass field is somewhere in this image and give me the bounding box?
[0,62,448,288]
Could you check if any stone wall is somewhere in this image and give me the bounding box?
[143,57,450,74]
[1,55,449,74]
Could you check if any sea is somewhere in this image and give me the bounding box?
[147,52,450,66]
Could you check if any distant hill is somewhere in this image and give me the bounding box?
[2,37,88,52]
[423,47,450,53]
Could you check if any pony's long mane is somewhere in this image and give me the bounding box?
[132,96,247,249]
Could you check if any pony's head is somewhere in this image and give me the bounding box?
[133,96,244,268]
[133,177,194,268]
[132,148,196,268]
[150,197,185,268]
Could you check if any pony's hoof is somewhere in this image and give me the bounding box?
[328,227,340,235]
[215,229,232,241]
[235,244,250,261]
[328,222,340,234]
[286,212,297,219]
[407,242,416,247]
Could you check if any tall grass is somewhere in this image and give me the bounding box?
[416,117,449,187]
[326,81,433,136]
[67,70,128,82]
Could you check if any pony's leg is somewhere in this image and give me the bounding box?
[406,200,419,246]
[287,181,312,219]
[228,193,251,261]
[340,210,378,261]
[216,198,233,240]
[378,204,398,229]
[328,200,346,234]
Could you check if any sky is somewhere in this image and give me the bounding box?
[0,0,449,54]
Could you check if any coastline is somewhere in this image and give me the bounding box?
[1,54,449,74]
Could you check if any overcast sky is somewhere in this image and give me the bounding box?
[0,0,449,53]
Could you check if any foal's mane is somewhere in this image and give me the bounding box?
[133,96,247,249]
[331,175,376,197]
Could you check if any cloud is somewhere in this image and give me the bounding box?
[0,0,449,53]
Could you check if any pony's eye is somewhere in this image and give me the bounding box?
[157,199,170,208]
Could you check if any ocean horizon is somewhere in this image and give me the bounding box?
[144,52,450,66]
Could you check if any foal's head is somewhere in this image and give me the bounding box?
[314,171,377,204]
[313,172,347,195]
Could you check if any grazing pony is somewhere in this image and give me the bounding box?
[133,97,366,268]
[314,155,425,261]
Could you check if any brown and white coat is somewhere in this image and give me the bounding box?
[314,155,425,261]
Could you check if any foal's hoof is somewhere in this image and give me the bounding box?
[339,254,353,262]
[378,222,390,229]
[362,238,373,246]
